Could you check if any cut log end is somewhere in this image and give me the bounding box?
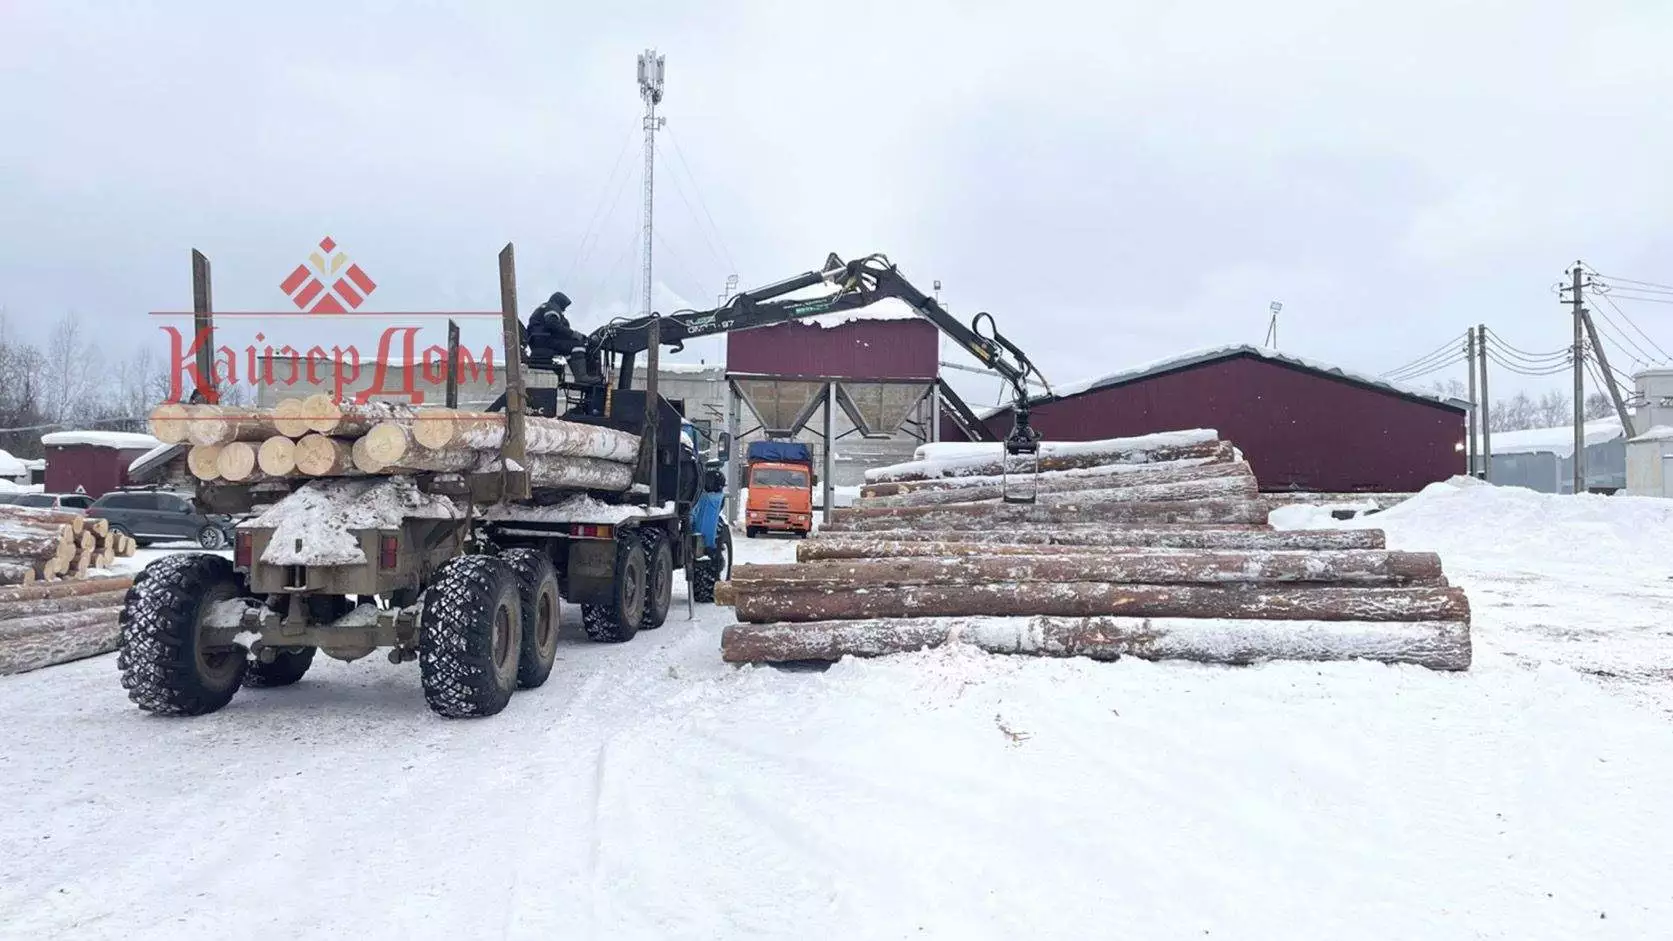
[410,408,458,451]
[147,402,194,444]
[272,397,312,438]
[187,444,224,481]
[351,436,386,475]
[216,441,260,482]
[363,422,414,468]
[257,435,297,477]
[295,434,357,476]
[303,392,342,435]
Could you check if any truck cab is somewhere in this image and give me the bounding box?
[743,440,814,537]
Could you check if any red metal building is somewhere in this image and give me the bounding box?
[957,346,1467,493]
[41,431,164,498]
[727,317,939,380]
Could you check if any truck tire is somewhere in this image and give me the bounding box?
[243,647,316,688]
[581,539,645,643]
[692,525,732,604]
[499,548,560,689]
[117,553,249,716]
[640,530,673,630]
[418,555,522,718]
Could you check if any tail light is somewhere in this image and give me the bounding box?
[234,531,252,568]
[379,533,399,569]
[570,524,614,539]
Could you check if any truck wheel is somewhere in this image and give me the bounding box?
[640,531,673,630]
[499,548,560,689]
[693,525,732,604]
[581,540,645,643]
[745,526,759,539]
[418,555,522,718]
[117,553,249,716]
[243,648,316,688]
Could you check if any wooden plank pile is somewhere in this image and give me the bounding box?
[0,506,136,585]
[149,394,639,491]
[718,430,1472,671]
[0,576,133,675]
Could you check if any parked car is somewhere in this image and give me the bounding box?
[87,490,235,549]
[0,492,23,505]
[8,492,95,513]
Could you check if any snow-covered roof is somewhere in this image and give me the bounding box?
[0,449,27,478]
[40,430,163,450]
[127,443,186,480]
[1485,416,1624,458]
[980,345,1464,419]
[1628,424,1673,444]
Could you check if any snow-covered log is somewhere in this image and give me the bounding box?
[865,431,1226,484]
[272,397,313,438]
[861,473,1257,509]
[795,529,1391,560]
[302,392,414,436]
[0,576,132,603]
[410,409,642,462]
[147,402,194,444]
[357,423,478,473]
[258,435,297,477]
[517,454,635,492]
[728,583,1470,624]
[0,588,128,621]
[859,449,1239,498]
[294,434,359,477]
[187,444,224,480]
[0,562,35,586]
[0,506,87,538]
[822,499,1269,532]
[0,607,122,675]
[719,615,1472,671]
[0,528,67,564]
[186,404,280,447]
[729,551,1446,593]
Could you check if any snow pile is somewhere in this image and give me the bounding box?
[484,495,673,525]
[244,477,461,566]
[39,430,162,450]
[874,429,1219,481]
[1629,424,1673,443]
[0,448,27,479]
[1484,416,1624,458]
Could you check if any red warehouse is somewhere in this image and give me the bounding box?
[42,430,164,498]
[961,346,1467,493]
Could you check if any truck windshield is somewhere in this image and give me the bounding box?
[752,468,808,489]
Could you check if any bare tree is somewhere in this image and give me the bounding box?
[45,311,102,425]
[1533,390,1571,428]
[1583,391,1614,421]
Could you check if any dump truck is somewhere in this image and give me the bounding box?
[744,440,815,537]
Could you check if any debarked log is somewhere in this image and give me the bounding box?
[731,551,1446,592]
[865,435,1228,484]
[410,409,641,462]
[860,474,1258,509]
[796,528,1389,558]
[859,455,1245,501]
[822,499,1269,531]
[0,575,133,603]
[729,582,1470,624]
[0,607,122,675]
[719,615,1472,671]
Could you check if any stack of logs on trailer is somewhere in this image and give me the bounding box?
[146,394,639,493]
[718,429,1472,671]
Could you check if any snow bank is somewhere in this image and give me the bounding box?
[875,429,1219,481]
[483,495,673,525]
[0,448,27,478]
[1484,416,1624,458]
[39,430,162,450]
[244,477,462,566]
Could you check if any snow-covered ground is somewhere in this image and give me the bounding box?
[4,483,1673,939]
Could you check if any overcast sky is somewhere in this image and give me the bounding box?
[4,1,1671,406]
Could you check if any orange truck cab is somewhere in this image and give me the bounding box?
[743,440,815,538]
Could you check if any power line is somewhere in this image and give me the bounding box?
[572,153,642,290]
[1385,349,1469,381]
[653,140,729,277]
[1483,346,1571,376]
[1380,331,1469,378]
[1593,290,1673,363]
[566,123,640,282]
[1482,329,1567,362]
[664,127,738,273]
[1586,269,1673,293]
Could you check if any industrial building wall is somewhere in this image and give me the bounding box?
[43,446,151,497]
[727,319,939,381]
[977,355,1464,492]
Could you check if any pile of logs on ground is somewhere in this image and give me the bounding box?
[718,430,1472,672]
[149,394,639,492]
[0,576,132,675]
[0,506,136,586]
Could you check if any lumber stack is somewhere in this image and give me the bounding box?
[0,506,135,585]
[719,430,1472,672]
[150,395,640,492]
[0,575,132,674]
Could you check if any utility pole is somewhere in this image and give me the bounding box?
[1478,322,1492,481]
[1466,327,1478,476]
[1264,301,1282,349]
[1568,263,1585,494]
[1580,308,1635,437]
[636,49,666,320]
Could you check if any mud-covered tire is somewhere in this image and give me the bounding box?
[117,553,249,716]
[581,540,645,643]
[499,548,560,690]
[692,525,732,604]
[242,648,315,688]
[418,555,522,718]
[640,530,673,630]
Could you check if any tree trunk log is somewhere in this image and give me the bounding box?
[216,441,260,481]
[350,435,385,474]
[84,516,108,539]
[0,575,131,603]
[797,528,1389,560]
[147,402,194,444]
[866,433,1227,484]
[303,393,414,436]
[258,435,297,477]
[729,582,1470,624]
[863,474,1258,509]
[0,607,122,675]
[0,530,67,563]
[186,404,279,446]
[0,562,35,586]
[719,615,1472,671]
[411,409,641,461]
[188,444,225,480]
[732,551,1446,593]
[356,423,478,473]
[294,434,359,476]
[0,588,129,621]
[823,499,1268,532]
[859,451,1240,498]
[0,506,86,538]
[520,454,635,491]
[272,397,313,438]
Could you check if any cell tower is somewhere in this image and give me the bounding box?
[637,49,666,319]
